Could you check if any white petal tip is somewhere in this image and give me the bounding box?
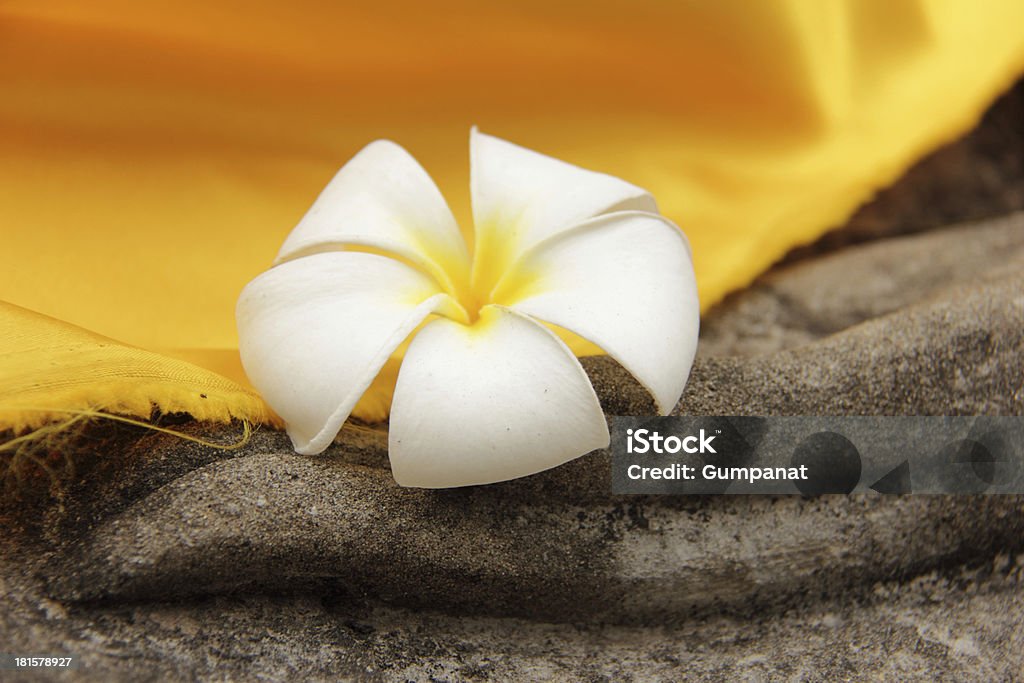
[287,427,330,456]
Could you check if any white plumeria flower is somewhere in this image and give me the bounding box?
[237,129,699,488]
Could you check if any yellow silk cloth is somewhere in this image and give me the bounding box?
[2,1,1024,431]
[0,302,271,430]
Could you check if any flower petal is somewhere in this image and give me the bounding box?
[495,211,699,414]
[237,251,465,455]
[276,139,470,294]
[470,128,658,296]
[388,306,609,488]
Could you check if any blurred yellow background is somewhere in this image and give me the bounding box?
[2,1,1023,428]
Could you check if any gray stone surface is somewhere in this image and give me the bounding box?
[39,453,1024,626]
[3,90,1024,680]
[683,270,1024,417]
[699,213,1024,358]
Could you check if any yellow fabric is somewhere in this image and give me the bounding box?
[0,302,273,431]
[1,1,1023,430]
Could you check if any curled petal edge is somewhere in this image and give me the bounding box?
[293,293,462,455]
[494,210,699,415]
